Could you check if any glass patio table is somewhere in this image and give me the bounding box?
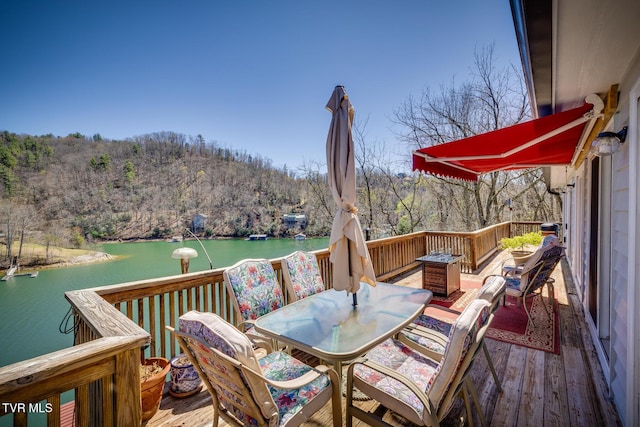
[254,282,432,378]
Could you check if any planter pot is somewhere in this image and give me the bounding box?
[141,357,170,421]
[169,353,202,398]
[511,250,534,266]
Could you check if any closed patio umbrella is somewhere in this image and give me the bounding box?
[325,85,376,306]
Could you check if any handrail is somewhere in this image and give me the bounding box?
[0,336,147,425]
[0,221,543,425]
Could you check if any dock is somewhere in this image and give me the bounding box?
[2,268,39,281]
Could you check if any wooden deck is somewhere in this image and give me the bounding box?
[145,251,620,427]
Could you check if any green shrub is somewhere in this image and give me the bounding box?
[500,232,543,250]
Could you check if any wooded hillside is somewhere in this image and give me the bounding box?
[1,130,319,243]
[1,129,561,267]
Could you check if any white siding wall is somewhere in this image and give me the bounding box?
[610,141,630,418]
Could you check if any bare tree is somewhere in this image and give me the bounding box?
[393,44,534,229]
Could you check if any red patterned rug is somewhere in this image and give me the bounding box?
[428,280,560,354]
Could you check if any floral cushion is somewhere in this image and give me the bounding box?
[259,351,332,426]
[282,251,325,301]
[224,259,284,322]
[353,338,439,420]
[424,299,491,412]
[178,311,276,425]
[353,299,492,422]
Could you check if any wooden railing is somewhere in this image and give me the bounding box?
[0,290,149,426]
[0,221,544,426]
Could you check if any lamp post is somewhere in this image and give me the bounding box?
[171,247,198,274]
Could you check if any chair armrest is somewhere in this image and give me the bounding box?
[238,319,256,331]
[398,326,448,361]
[243,359,330,390]
[246,335,273,355]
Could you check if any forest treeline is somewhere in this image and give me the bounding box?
[0,130,323,247]
[1,128,560,259]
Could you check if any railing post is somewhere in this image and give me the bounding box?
[469,236,478,271]
[115,348,142,426]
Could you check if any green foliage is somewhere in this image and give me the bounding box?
[73,232,85,248]
[123,160,135,184]
[500,232,542,250]
[90,154,111,172]
[150,227,172,239]
[0,165,16,196]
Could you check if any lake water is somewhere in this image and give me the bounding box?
[0,237,330,368]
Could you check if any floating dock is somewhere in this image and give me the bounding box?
[1,268,39,281]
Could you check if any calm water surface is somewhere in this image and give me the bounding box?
[0,237,329,368]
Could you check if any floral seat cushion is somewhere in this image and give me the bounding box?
[259,351,332,426]
[282,251,325,301]
[352,300,491,424]
[179,311,276,425]
[179,310,332,426]
[224,259,285,322]
[353,338,439,421]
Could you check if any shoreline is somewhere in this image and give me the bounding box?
[36,251,116,270]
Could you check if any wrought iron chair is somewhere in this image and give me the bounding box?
[499,244,565,326]
[399,274,506,392]
[281,251,325,302]
[223,258,285,341]
[346,299,492,427]
[168,311,342,427]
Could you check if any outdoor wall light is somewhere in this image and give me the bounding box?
[589,126,628,157]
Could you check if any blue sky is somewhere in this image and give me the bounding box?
[0,1,521,171]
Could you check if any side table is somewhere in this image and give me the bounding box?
[415,254,464,297]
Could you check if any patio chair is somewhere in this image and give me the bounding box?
[346,299,492,427]
[398,274,506,392]
[281,251,325,302]
[498,244,565,327]
[501,234,559,276]
[223,258,285,341]
[168,311,341,427]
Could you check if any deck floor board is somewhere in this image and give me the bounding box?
[145,250,620,426]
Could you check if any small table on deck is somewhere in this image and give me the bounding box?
[416,254,464,297]
[254,282,432,379]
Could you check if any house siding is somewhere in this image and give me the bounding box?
[610,141,630,421]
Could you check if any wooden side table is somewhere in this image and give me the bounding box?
[415,254,464,297]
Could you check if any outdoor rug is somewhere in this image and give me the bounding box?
[427,280,560,354]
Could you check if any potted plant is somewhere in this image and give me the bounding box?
[500,232,543,265]
[169,353,202,398]
[140,357,170,421]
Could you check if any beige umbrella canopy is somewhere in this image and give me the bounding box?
[325,85,376,305]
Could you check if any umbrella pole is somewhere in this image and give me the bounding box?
[349,242,357,307]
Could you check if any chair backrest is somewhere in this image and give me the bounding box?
[427,299,492,417]
[175,310,277,425]
[281,251,325,302]
[478,275,506,313]
[519,245,565,293]
[223,258,285,324]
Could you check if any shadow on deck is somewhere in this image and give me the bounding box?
[146,250,620,426]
